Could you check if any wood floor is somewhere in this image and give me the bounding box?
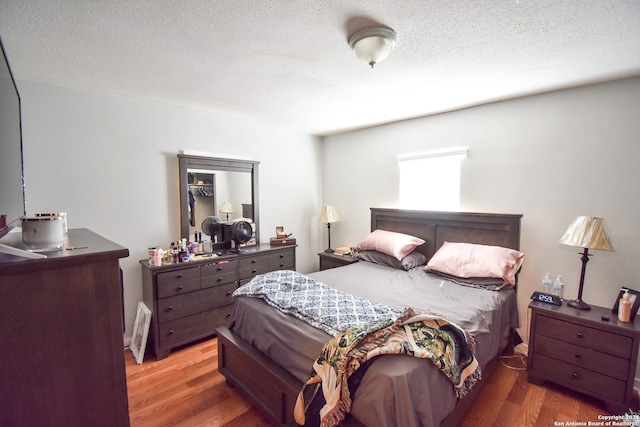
[125,337,615,427]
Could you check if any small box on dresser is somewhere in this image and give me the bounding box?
[527,300,640,413]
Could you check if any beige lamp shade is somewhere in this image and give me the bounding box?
[318,206,340,224]
[219,202,234,215]
[559,216,615,251]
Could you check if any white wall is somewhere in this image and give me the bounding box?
[322,76,640,344]
[17,81,323,342]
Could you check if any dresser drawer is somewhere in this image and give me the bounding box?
[240,264,269,280]
[239,254,269,270]
[269,250,294,271]
[157,278,200,299]
[158,305,234,348]
[533,334,629,380]
[531,353,626,401]
[201,260,237,277]
[201,260,238,289]
[157,284,237,322]
[156,267,200,287]
[536,314,633,358]
[201,271,238,289]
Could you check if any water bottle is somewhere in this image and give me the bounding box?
[553,275,564,299]
[542,273,553,293]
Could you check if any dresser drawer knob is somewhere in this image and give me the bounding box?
[574,352,582,359]
[178,285,184,290]
[226,312,232,318]
[226,291,232,296]
[217,277,223,282]
[576,332,583,339]
[176,273,183,279]
[279,254,284,258]
[252,269,258,273]
[169,330,174,334]
[572,372,579,379]
[217,266,223,271]
[167,305,174,310]
[251,259,257,263]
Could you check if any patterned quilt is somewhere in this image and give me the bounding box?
[293,307,481,427]
[232,270,402,336]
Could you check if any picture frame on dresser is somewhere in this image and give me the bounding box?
[130,301,152,364]
[611,287,640,320]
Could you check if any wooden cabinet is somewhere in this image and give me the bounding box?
[527,300,640,413]
[318,251,359,271]
[0,229,130,427]
[142,244,296,359]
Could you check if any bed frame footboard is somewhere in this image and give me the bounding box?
[217,326,301,426]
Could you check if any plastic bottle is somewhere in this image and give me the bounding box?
[542,273,553,293]
[553,275,564,299]
[618,290,632,323]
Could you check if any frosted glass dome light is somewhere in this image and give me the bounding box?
[348,27,397,68]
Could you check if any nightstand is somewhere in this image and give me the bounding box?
[527,300,640,413]
[318,252,359,271]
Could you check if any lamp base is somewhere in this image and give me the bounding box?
[568,299,591,310]
[324,248,334,253]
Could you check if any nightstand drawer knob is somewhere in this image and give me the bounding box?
[572,372,579,379]
[576,332,584,339]
[574,352,582,359]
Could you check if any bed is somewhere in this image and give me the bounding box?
[217,208,523,426]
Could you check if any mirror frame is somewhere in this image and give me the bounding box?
[178,154,260,245]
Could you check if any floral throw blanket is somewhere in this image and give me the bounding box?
[293,308,481,427]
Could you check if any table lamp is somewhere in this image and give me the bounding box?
[219,202,234,221]
[318,206,340,253]
[559,216,615,310]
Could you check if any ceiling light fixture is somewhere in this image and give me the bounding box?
[348,26,397,68]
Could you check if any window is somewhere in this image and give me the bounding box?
[398,148,467,211]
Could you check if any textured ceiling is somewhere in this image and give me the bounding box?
[1,1,639,136]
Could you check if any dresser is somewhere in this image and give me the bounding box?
[141,244,295,359]
[527,300,640,413]
[0,229,130,427]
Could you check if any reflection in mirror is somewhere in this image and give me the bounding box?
[178,154,259,250]
[187,170,252,234]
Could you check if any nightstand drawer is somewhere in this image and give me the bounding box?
[536,314,633,358]
[532,353,626,401]
[533,334,629,380]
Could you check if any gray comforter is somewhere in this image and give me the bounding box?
[229,261,518,427]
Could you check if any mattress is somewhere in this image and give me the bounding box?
[229,261,518,427]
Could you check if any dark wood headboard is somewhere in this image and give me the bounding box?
[370,208,522,261]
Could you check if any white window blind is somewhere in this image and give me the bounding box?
[398,148,467,211]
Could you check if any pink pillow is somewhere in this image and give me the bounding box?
[357,229,425,261]
[426,242,524,285]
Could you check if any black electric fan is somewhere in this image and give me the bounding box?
[201,216,222,238]
[228,220,253,253]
